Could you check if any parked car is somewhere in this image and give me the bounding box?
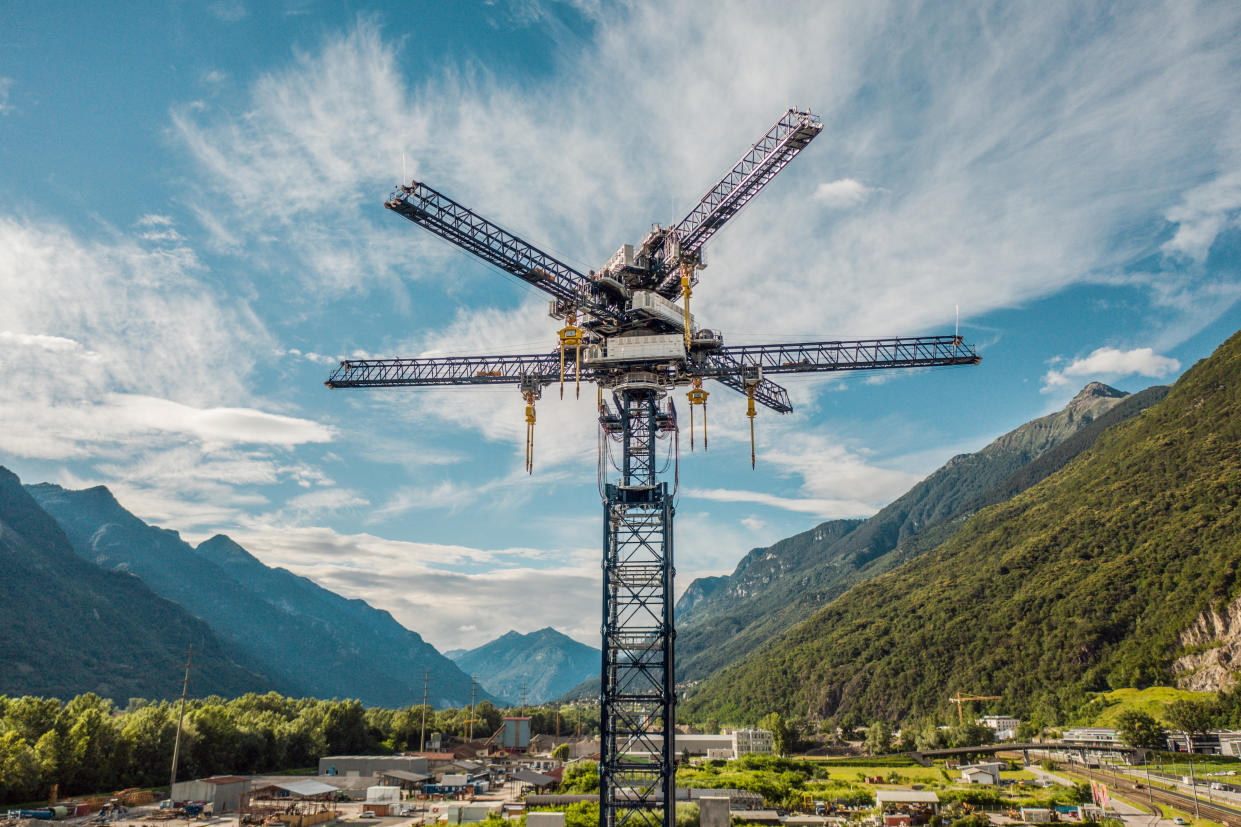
[1174,817,1188,825]
[359,812,377,819]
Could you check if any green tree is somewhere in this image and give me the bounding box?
[559,760,600,793]
[759,712,792,756]
[0,730,43,803]
[948,721,992,748]
[1115,710,1167,749]
[864,721,892,755]
[1165,699,1217,750]
[552,743,570,761]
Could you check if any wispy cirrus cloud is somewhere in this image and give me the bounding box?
[171,4,1241,482]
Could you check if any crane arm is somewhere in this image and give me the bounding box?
[326,351,570,388]
[708,335,980,376]
[653,108,824,292]
[386,182,620,321]
[700,350,794,413]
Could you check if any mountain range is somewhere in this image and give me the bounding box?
[681,328,1241,724]
[0,466,274,700]
[447,627,599,704]
[5,477,488,707]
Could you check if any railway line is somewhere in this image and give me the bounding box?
[1062,767,1241,827]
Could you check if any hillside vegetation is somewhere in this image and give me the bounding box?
[683,329,1241,725]
[674,382,1140,682]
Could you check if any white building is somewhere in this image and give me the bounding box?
[732,728,775,756]
[959,762,1003,785]
[977,716,1020,741]
[1061,727,1122,747]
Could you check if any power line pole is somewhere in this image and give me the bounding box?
[420,670,430,752]
[168,645,193,801]
[469,678,477,742]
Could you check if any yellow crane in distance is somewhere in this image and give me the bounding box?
[950,693,1002,725]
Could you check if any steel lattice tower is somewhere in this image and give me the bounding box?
[326,107,981,827]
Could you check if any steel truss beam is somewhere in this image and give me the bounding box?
[654,109,823,289]
[711,335,980,375]
[386,182,619,320]
[600,388,675,827]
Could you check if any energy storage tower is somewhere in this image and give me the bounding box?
[327,108,980,827]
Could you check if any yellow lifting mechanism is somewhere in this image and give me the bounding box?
[523,389,538,474]
[742,366,761,469]
[686,378,709,451]
[680,261,694,351]
[558,313,584,400]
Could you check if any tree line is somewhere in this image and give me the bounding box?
[0,692,599,805]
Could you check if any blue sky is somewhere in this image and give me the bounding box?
[2,1,1240,651]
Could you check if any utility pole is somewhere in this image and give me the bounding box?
[1144,751,1153,808]
[420,670,429,752]
[1188,749,1202,822]
[520,684,528,719]
[168,645,193,801]
[469,678,478,742]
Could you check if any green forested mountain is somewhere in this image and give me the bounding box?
[447,627,599,704]
[682,329,1241,725]
[673,381,1135,681]
[0,466,274,700]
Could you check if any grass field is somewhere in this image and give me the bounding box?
[1085,687,1218,726]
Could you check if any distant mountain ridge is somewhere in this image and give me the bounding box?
[682,328,1241,723]
[25,483,487,707]
[448,627,599,704]
[672,381,1136,681]
[0,466,274,700]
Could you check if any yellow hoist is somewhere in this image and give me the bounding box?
[742,366,761,469]
[686,378,709,450]
[680,261,694,352]
[558,314,584,400]
[523,389,537,474]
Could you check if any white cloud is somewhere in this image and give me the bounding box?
[229,523,601,649]
[0,330,86,353]
[1042,346,1181,391]
[814,178,872,209]
[684,487,876,518]
[0,77,13,115]
[208,0,247,23]
[105,394,336,446]
[1162,168,1241,262]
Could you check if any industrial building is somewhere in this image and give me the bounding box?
[169,776,251,813]
[318,755,430,778]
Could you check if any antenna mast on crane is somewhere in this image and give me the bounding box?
[327,108,980,827]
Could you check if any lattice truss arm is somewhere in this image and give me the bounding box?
[698,335,980,413]
[326,352,567,388]
[386,181,618,320]
[654,108,823,287]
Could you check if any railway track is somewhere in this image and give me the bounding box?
[1062,768,1241,827]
